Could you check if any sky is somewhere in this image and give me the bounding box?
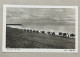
[6,8,75,34]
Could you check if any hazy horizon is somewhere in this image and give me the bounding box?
[6,8,75,34]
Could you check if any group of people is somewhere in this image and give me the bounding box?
[23,29,75,38]
[59,32,75,38]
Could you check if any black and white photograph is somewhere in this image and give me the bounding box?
[2,5,78,52]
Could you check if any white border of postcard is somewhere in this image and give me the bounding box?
[2,5,78,53]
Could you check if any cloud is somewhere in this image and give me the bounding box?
[6,8,75,26]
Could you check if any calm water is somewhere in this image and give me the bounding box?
[7,25,75,35]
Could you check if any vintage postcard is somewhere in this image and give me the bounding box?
[2,5,78,52]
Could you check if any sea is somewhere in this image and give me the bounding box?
[7,25,75,35]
